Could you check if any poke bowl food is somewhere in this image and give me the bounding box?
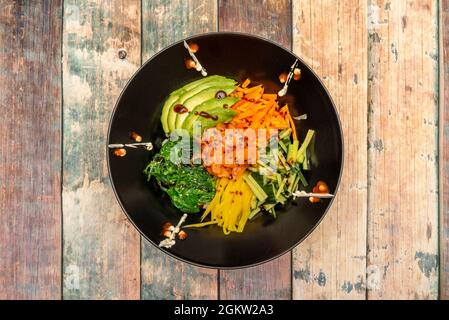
[108,33,343,268]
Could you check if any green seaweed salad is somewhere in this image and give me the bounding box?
[144,139,215,213]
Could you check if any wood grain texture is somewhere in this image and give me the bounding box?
[367,0,439,299]
[140,0,218,300]
[62,0,141,299]
[218,0,292,48]
[0,0,62,300]
[440,0,449,300]
[292,0,368,299]
[218,0,292,300]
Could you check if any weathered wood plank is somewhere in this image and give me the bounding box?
[367,0,439,299]
[140,0,218,300]
[292,0,368,299]
[0,0,62,300]
[218,0,292,300]
[218,0,292,48]
[441,0,449,300]
[62,0,141,299]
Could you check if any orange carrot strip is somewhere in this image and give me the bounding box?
[243,85,263,94]
[242,78,251,88]
[262,93,277,100]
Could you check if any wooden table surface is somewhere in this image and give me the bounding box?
[0,0,448,300]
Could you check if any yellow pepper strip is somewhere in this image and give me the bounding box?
[201,178,228,221]
[241,78,251,88]
[238,184,253,232]
[183,221,219,228]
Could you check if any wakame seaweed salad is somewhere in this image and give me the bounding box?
[144,139,215,213]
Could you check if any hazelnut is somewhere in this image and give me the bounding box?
[113,148,126,157]
[318,184,328,193]
[178,230,188,240]
[188,42,199,53]
[316,180,329,193]
[185,58,196,69]
[162,230,172,238]
[309,197,320,203]
[279,72,288,83]
[162,222,173,230]
[130,131,142,142]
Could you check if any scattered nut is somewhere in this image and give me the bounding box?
[185,58,196,69]
[316,181,329,193]
[318,184,328,193]
[162,229,172,238]
[178,230,188,240]
[279,72,288,84]
[309,197,320,203]
[162,222,173,230]
[188,42,199,53]
[130,131,142,142]
[113,148,126,157]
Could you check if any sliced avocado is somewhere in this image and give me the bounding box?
[182,96,240,132]
[161,95,180,134]
[177,79,236,106]
[160,75,226,133]
[168,80,235,131]
[174,86,236,130]
[166,78,231,132]
[180,75,224,92]
[193,107,238,133]
[171,75,224,96]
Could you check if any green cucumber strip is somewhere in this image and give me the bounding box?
[278,152,290,170]
[249,207,261,220]
[262,174,268,186]
[279,128,292,140]
[243,173,268,202]
[287,173,297,193]
[296,129,315,162]
[297,170,309,187]
[278,140,288,153]
[250,195,258,210]
[263,203,276,211]
[303,156,310,170]
[275,178,287,199]
[287,140,299,163]
[276,194,287,204]
[275,173,282,186]
[293,175,300,192]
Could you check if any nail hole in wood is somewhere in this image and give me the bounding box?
[118,48,127,59]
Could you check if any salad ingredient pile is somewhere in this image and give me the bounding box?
[146,75,320,235]
[144,139,215,213]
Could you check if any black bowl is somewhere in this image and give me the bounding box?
[107,32,343,269]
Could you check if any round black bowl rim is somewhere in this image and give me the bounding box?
[107,31,345,270]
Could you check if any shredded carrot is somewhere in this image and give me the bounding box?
[262,93,277,100]
[202,81,300,179]
[241,78,251,88]
[284,104,298,141]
